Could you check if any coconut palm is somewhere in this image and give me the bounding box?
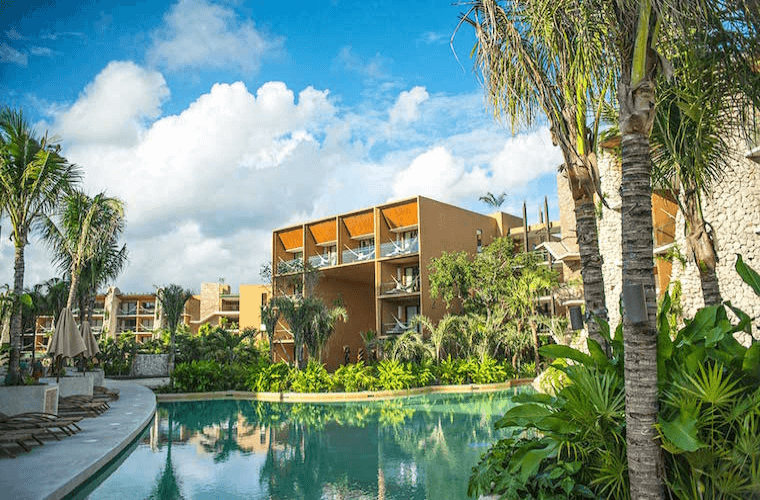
[0,107,82,384]
[589,2,760,497]
[410,314,461,361]
[460,0,612,348]
[478,191,507,209]
[307,303,347,363]
[43,191,125,312]
[77,237,128,324]
[260,299,281,362]
[156,284,193,379]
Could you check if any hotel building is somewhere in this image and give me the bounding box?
[272,195,562,370]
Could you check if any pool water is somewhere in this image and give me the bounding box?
[80,389,525,499]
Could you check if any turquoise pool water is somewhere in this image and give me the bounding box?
[80,389,525,499]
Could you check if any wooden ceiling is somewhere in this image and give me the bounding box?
[343,211,374,238]
[278,228,303,250]
[382,201,418,229]
[308,219,337,244]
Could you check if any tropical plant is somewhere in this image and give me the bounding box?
[0,106,82,384]
[260,299,280,362]
[375,359,413,391]
[156,284,193,381]
[289,360,332,393]
[388,329,434,364]
[479,191,507,209]
[332,361,376,392]
[306,302,347,363]
[459,0,611,350]
[411,314,461,361]
[43,191,125,311]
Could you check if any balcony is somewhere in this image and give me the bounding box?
[307,254,337,268]
[277,257,303,275]
[378,277,420,296]
[381,320,414,337]
[379,238,418,258]
[342,245,375,264]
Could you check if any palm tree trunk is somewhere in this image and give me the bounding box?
[621,130,663,500]
[7,243,26,384]
[682,194,722,306]
[573,195,608,349]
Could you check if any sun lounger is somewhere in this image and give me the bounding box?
[59,395,109,417]
[0,412,82,436]
[0,430,45,458]
[94,385,119,401]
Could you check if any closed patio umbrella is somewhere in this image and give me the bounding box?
[81,320,100,362]
[47,307,86,381]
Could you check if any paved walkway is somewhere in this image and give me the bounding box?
[0,379,156,500]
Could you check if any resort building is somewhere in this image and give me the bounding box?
[556,137,760,341]
[34,282,271,350]
[271,195,562,370]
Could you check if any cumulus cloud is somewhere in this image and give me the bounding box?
[389,86,429,126]
[55,61,169,146]
[148,0,284,73]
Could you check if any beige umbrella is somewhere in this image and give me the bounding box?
[81,320,101,363]
[47,308,86,380]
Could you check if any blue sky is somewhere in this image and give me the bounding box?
[1,0,563,293]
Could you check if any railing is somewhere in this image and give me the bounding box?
[342,245,375,264]
[277,257,303,274]
[119,306,137,316]
[378,277,420,296]
[382,321,414,336]
[221,304,240,312]
[379,238,419,258]
[308,254,337,268]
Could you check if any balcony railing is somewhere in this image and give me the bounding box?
[119,306,137,316]
[277,257,303,274]
[379,238,419,258]
[308,254,337,268]
[382,321,414,336]
[342,245,375,264]
[378,277,420,296]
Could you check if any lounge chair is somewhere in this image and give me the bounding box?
[59,395,109,417]
[0,412,82,436]
[0,430,45,458]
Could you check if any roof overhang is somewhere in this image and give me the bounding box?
[536,241,580,262]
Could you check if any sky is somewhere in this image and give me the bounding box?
[0,0,563,294]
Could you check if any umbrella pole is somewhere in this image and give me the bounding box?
[55,357,61,383]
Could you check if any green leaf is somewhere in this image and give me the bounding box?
[510,444,556,483]
[736,254,760,296]
[560,476,575,495]
[512,392,554,405]
[659,412,705,452]
[680,305,719,342]
[586,338,610,369]
[743,343,760,374]
[496,403,552,429]
[540,344,594,367]
[594,315,612,344]
[726,301,752,334]
[19,293,32,308]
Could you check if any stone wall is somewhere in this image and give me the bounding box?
[597,151,624,328]
[669,152,760,343]
[130,353,169,377]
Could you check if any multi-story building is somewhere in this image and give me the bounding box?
[272,195,561,370]
[34,282,271,350]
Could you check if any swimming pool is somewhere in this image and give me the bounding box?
[78,389,525,499]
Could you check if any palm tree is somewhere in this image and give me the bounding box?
[0,107,82,384]
[78,236,128,324]
[43,191,125,311]
[590,2,759,497]
[410,314,460,361]
[274,295,325,369]
[460,0,611,348]
[478,191,507,209]
[156,284,194,380]
[260,299,281,362]
[308,303,347,363]
[651,41,760,307]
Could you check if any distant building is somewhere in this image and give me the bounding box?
[34,282,271,350]
[271,195,562,370]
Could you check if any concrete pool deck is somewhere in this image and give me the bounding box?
[0,379,156,500]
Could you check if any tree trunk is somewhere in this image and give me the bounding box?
[573,195,609,350]
[682,191,722,306]
[7,243,26,384]
[530,318,540,376]
[621,130,663,500]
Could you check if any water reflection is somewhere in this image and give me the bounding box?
[87,390,524,500]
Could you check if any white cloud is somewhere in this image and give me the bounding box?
[337,46,391,81]
[0,43,27,65]
[148,0,284,73]
[55,61,169,146]
[389,86,429,126]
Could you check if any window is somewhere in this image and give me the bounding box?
[476,229,483,253]
[293,251,303,261]
[405,305,420,331]
[359,238,374,249]
[261,293,268,305]
[403,266,419,291]
[120,301,137,315]
[324,245,337,263]
[141,301,155,312]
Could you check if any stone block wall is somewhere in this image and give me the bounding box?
[597,151,623,328]
[130,354,169,377]
[669,152,760,343]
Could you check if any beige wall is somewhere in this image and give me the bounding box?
[240,284,271,333]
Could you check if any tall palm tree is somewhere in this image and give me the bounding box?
[0,107,82,384]
[78,236,128,324]
[460,0,612,348]
[260,299,281,362]
[591,2,759,497]
[308,303,347,363]
[156,284,193,380]
[43,191,125,311]
[410,314,461,361]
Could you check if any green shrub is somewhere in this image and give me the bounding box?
[376,359,413,390]
[248,361,291,393]
[171,360,251,392]
[290,361,332,393]
[407,359,434,387]
[434,355,468,385]
[332,361,376,392]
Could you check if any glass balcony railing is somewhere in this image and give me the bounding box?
[378,277,420,295]
[379,238,419,258]
[277,257,303,274]
[308,254,338,268]
[342,245,375,264]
